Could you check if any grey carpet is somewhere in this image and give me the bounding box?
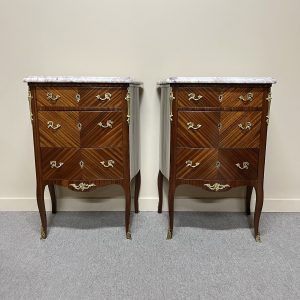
[0,212,299,300]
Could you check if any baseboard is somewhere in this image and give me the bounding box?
[0,197,299,212]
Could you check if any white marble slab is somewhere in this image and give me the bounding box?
[23,76,142,86]
[158,77,276,85]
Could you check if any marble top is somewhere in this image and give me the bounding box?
[23,76,142,85]
[158,77,276,85]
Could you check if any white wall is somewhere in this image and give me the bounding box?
[0,0,299,211]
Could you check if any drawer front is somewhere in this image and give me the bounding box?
[218,149,259,180]
[80,111,123,148]
[176,149,218,179]
[38,111,80,147]
[41,148,82,180]
[177,112,219,148]
[78,87,126,108]
[82,148,123,179]
[36,87,78,108]
[177,87,221,108]
[219,111,262,148]
[41,148,123,180]
[221,87,264,108]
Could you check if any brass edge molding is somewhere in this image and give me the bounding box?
[28,89,33,122]
[266,90,272,125]
[169,88,175,121]
[125,88,131,125]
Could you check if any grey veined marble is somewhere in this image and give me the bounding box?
[158,77,277,85]
[23,76,142,86]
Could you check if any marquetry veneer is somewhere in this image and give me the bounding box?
[24,76,142,239]
[157,77,276,241]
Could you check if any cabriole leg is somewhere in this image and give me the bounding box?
[124,183,132,239]
[167,181,175,239]
[254,183,264,242]
[48,184,57,214]
[158,171,163,213]
[134,171,141,213]
[37,184,47,239]
[245,186,253,215]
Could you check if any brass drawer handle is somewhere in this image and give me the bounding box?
[186,160,200,168]
[46,92,60,102]
[188,93,203,101]
[100,160,115,168]
[96,92,112,101]
[238,122,252,131]
[98,120,113,128]
[204,183,230,191]
[187,122,202,130]
[239,93,253,102]
[50,161,64,169]
[47,121,61,130]
[69,183,96,191]
[236,162,249,169]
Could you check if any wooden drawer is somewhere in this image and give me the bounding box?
[36,87,78,108]
[38,111,80,147]
[41,148,82,180]
[80,111,123,148]
[176,149,218,179]
[36,86,126,108]
[219,111,262,148]
[218,149,259,180]
[220,87,264,108]
[177,87,221,108]
[41,148,123,180]
[38,111,123,148]
[82,148,123,179]
[78,87,125,109]
[177,111,219,148]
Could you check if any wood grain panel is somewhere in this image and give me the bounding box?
[41,148,82,180]
[80,112,123,148]
[82,148,123,179]
[176,148,218,179]
[218,149,259,180]
[78,87,125,108]
[177,111,219,148]
[36,87,78,108]
[177,86,221,108]
[38,111,80,147]
[221,87,264,108]
[219,111,262,148]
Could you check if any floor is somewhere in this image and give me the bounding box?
[0,212,299,300]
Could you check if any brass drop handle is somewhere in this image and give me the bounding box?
[238,122,252,131]
[50,161,64,169]
[236,162,249,169]
[96,92,112,101]
[188,93,203,101]
[47,92,60,102]
[186,160,200,168]
[239,92,253,102]
[100,160,115,168]
[187,122,202,130]
[98,120,114,128]
[47,121,61,130]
